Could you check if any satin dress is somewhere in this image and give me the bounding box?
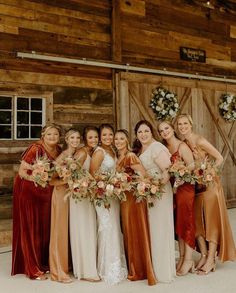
[49,152,71,282]
[171,150,195,249]
[117,152,157,286]
[139,141,176,283]
[11,142,61,279]
[191,145,236,261]
[70,153,99,280]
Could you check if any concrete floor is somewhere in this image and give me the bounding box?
[0,208,236,293]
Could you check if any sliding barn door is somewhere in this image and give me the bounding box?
[116,72,236,207]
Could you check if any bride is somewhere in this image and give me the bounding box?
[90,123,127,285]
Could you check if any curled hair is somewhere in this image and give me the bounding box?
[83,126,99,146]
[176,113,193,126]
[133,120,154,155]
[115,129,131,151]
[98,123,114,140]
[41,123,62,138]
[157,120,177,145]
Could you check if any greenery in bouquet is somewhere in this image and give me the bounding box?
[150,87,179,120]
[132,173,163,208]
[31,154,54,188]
[168,158,196,193]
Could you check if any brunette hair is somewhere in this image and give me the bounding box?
[83,126,99,146]
[133,120,154,155]
[98,123,114,141]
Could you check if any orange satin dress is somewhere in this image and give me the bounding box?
[117,152,157,286]
[191,145,236,262]
[171,151,195,249]
[49,152,71,282]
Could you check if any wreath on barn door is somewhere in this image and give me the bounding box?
[150,87,180,120]
[218,93,236,122]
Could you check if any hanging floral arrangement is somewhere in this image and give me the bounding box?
[150,87,180,120]
[219,93,236,122]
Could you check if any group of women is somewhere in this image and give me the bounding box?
[11,114,236,286]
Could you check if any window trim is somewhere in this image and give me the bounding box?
[0,91,53,142]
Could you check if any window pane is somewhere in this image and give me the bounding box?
[17,111,29,124]
[0,97,12,109]
[17,98,29,110]
[0,111,11,124]
[0,126,11,139]
[17,126,29,139]
[31,99,42,110]
[31,112,42,124]
[31,126,42,138]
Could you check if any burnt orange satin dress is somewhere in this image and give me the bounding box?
[171,151,195,249]
[117,152,157,286]
[192,146,236,262]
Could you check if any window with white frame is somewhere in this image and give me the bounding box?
[0,95,46,140]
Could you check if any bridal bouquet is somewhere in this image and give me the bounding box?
[168,158,196,193]
[54,156,93,201]
[31,154,54,187]
[90,171,132,209]
[132,173,163,208]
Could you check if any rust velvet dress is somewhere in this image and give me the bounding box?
[192,146,236,262]
[171,151,195,249]
[117,152,157,286]
[11,142,61,279]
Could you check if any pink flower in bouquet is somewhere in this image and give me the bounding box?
[137,182,146,195]
[150,184,158,194]
[70,163,77,171]
[40,172,49,182]
[106,184,114,196]
[81,180,89,188]
[205,174,213,182]
[97,180,105,189]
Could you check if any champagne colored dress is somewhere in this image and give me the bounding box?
[11,142,61,279]
[171,150,195,249]
[94,147,127,284]
[49,152,71,282]
[70,153,99,279]
[139,141,176,283]
[192,145,236,261]
[117,152,157,286]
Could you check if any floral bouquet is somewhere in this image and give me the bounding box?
[168,158,196,193]
[193,157,218,193]
[150,87,180,120]
[54,156,93,202]
[132,173,163,208]
[31,154,54,187]
[90,171,132,209]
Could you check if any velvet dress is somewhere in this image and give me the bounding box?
[171,150,195,249]
[11,142,61,279]
[117,152,157,286]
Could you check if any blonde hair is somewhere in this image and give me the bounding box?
[176,113,193,126]
[65,129,80,143]
[115,129,132,151]
[41,124,61,138]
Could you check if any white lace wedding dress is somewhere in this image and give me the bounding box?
[94,147,127,284]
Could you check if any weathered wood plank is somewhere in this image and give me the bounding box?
[112,0,122,62]
[0,24,18,35]
[0,69,112,89]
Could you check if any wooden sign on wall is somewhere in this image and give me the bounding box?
[180,47,206,63]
